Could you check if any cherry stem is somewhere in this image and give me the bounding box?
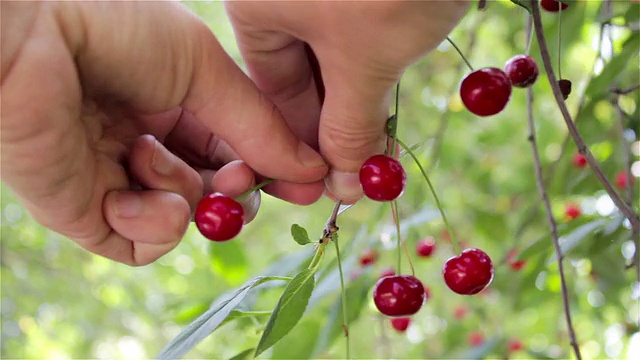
[446,37,474,72]
[331,231,350,359]
[236,178,274,202]
[391,200,415,276]
[557,4,563,79]
[308,200,342,270]
[525,84,582,360]
[396,138,461,254]
[529,0,640,234]
[388,81,401,158]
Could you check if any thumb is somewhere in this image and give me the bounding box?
[319,67,397,203]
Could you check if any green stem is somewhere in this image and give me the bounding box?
[396,138,461,254]
[236,178,274,202]
[332,232,350,359]
[557,5,563,79]
[389,81,401,158]
[446,37,474,72]
[391,201,402,275]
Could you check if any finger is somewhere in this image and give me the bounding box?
[99,190,191,266]
[318,66,394,203]
[209,160,259,223]
[63,1,328,183]
[262,180,326,206]
[128,134,203,210]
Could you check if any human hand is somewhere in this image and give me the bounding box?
[225,0,469,203]
[0,1,328,265]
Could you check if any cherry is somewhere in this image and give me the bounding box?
[460,67,512,117]
[416,237,436,257]
[507,250,527,271]
[373,275,426,317]
[453,305,468,320]
[540,0,569,12]
[359,154,407,201]
[443,248,494,295]
[195,192,244,242]
[615,171,635,189]
[359,249,379,267]
[558,79,572,99]
[467,331,485,347]
[504,54,539,88]
[508,339,525,352]
[564,203,581,221]
[390,317,411,332]
[572,152,587,168]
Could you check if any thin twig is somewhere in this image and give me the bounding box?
[526,85,582,360]
[611,84,640,95]
[530,0,640,234]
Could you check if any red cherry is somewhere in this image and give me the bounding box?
[359,249,379,267]
[390,317,411,332]
[379,267,396,279]
[508,339,525,352]
[373,275,426,316]
[416,237,436,257]
[540,0,569,12]
[558,79,572,99]
[453,305,468,320]
[504,55,539,88]
[460,67,512,117]
[572,152,587,168]
[468,331,485,346]
[615,171,635,189]
[195,192,244,241]
[507,250,527,271]
[443,248,494,295]
[359,155,407,201]
[564,203,581,221]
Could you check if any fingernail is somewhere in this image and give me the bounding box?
[151,140,174,176]
[298,142,326,168]
[114,192,142,218]
[325,170,363,202]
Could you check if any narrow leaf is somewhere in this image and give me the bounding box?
[586,33,639,96]
[157,276,288,360]
[219,310,272,327]
[554,219,608,260]
[227,348,254,360]
[255,268,317,357]
[291,224,312,245]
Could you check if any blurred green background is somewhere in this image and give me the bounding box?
[2,1,639,359]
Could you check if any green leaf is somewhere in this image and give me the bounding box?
[172,302,209,325]
[586,33,640,97]
[291,224,312,245]
[227,348,254,360]
[157,276,289,360]
[554,219,608,260]
[517,233,553,261]
[219,310,272,328]
[254,268,317,357]
[210,240,248,286]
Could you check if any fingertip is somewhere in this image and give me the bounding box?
[324,170,364,204]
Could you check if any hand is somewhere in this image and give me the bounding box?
[225,0,469,203]
[0,2,328,265]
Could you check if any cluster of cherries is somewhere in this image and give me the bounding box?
[358,153,494,328]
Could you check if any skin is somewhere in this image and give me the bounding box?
[1,1,328,266]
[225,0,470,202]
[1,1,468,266]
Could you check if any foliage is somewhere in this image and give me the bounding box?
[1,1,639,359]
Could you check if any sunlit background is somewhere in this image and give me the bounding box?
[2,1,639,359]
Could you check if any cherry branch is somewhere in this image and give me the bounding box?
[525,85,582,360]
[529,0,640,234]
[611,84,640,95]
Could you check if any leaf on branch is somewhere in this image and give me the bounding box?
[255,268,317,357]
[554,219,608,261]
[291,224,312,245]
[227,348,255,360]
[156,276,290,360]
[586,33,639,97]
[219,310,272,328]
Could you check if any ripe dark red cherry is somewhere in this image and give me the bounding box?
[390,317,411,332]
[373,275,426,317]
[416,237,436,257]
[359,154,407,201]
[615,171,635,189]
[195,192,244,241]
[460,67,512,116]
[443,248,494,295]
[507,250,527,271]
[468,331,485,346]
[558,79,572,99]
[540,0,569,12]
[359,249,379,267]
[379,267,396,279]
[508,339,525,352]
[572,152,587,168]
[504,54,539,88]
